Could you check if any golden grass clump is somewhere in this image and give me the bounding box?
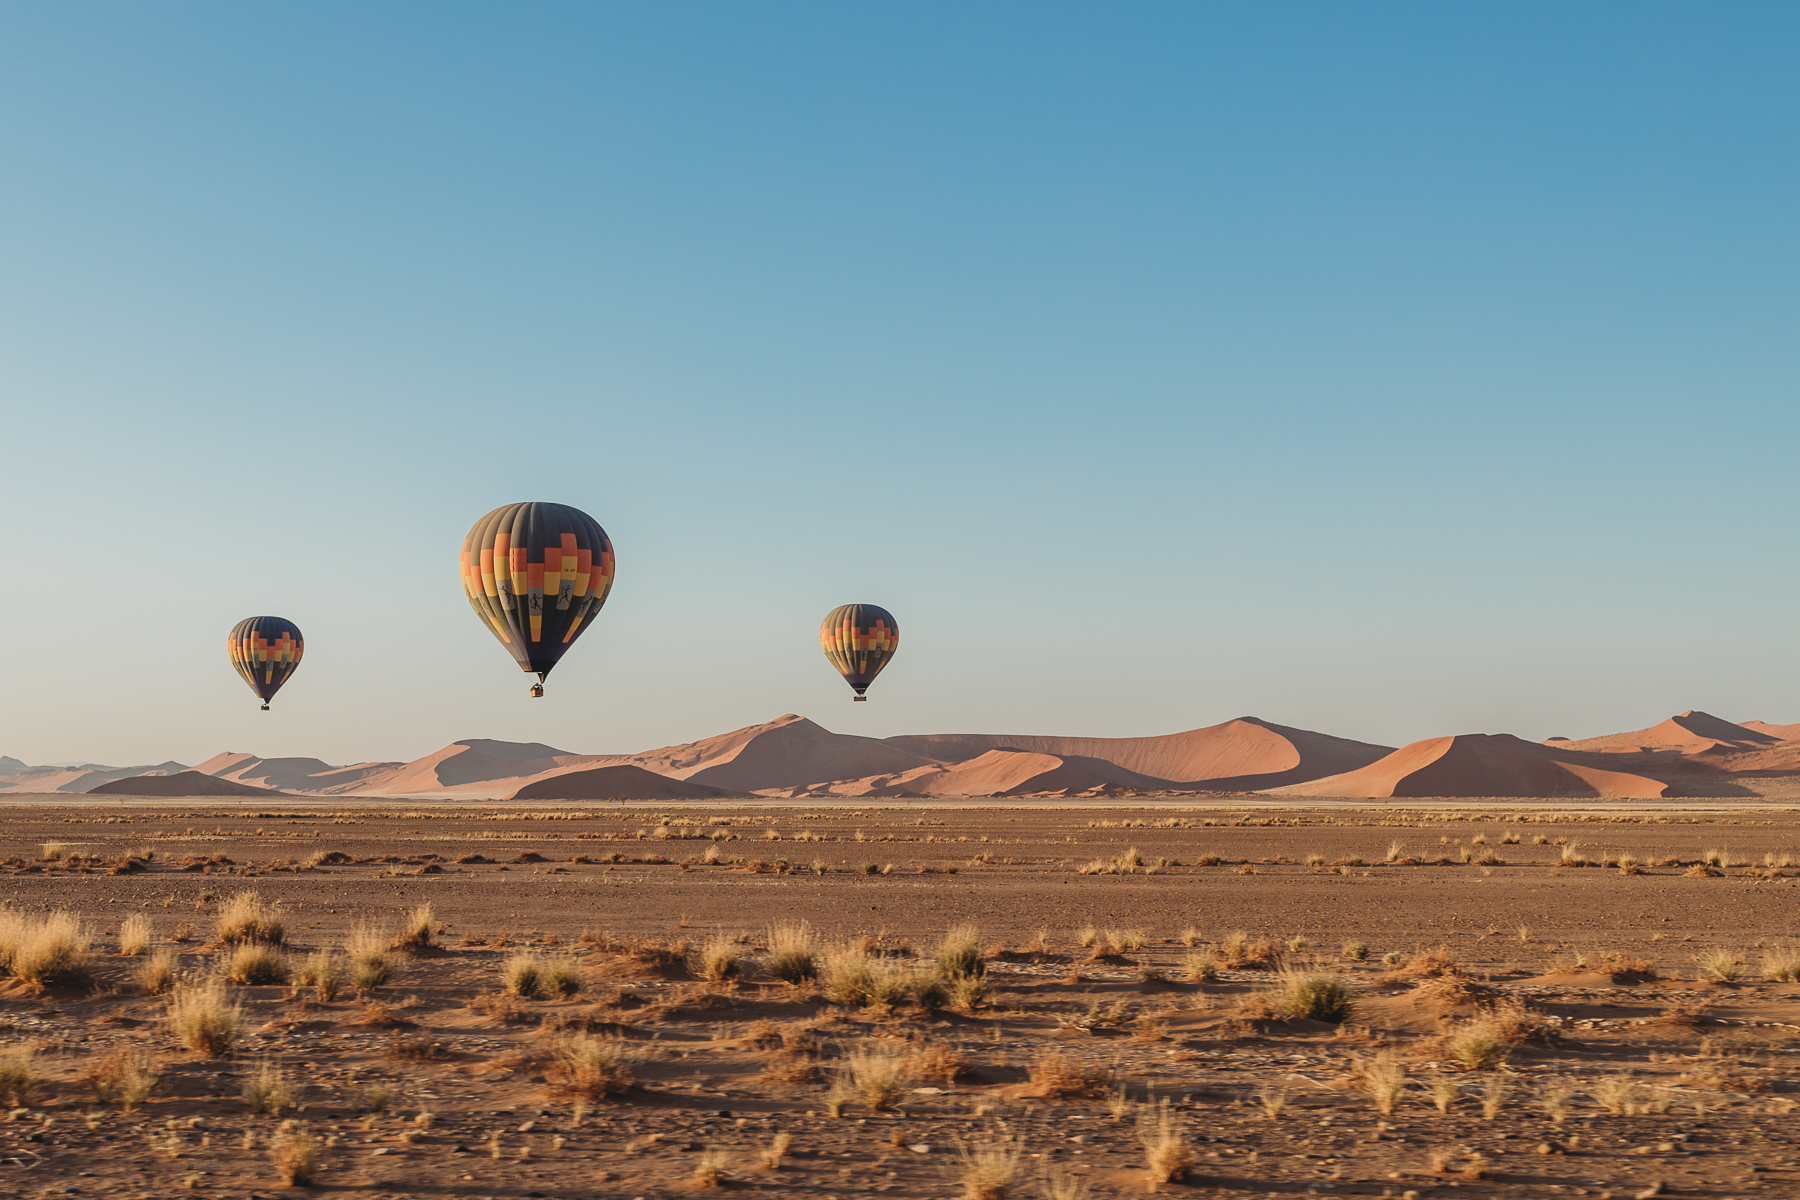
[937,923,986,979]
[691,1147,730,1187]
[503,952,545,998]
[1538,1076,1577,1123]
[136,950,177,996]
[953,1136,1023,1200]
[9,911,92,987]
[1267,970,1356,1023]
[223,943,291,986]
[1441,1020,1510,1071]
[554,1033,641,1100]
[1360,1050,1408,1115]
[84,1044,160,1109]
[118,913,152,957]
[1215,930,1276,969]
[834,1043,915,1111]
[696,934,741,983]
[242,1059,300,1114]
[1025,1046,1114,1098]
[295,949,343,1001]
[393,902,435,953]
[766,920,819,984]
[0,1043,36,1106]
[1136,1098,1193,1187]
[1762,942,1800,982]
[1697,947,1744,982]
[169,980,241,1056]
[268,1119,319,1186]
[758,1130,792,1170]
[504,952,583,999]
[345,922,397,990]
[215,891,284,945]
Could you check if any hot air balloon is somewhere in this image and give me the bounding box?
[460,502,615,697]
[820,604,899,701]
[228,616,304,711]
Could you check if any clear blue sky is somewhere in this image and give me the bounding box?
[2,2,1796,766]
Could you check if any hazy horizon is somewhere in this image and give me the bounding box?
[4,3,1798,765]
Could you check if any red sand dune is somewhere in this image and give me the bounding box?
[1554,711,1778,754]
[0,760,189,794]
[88,770,285,797]
[191,753,402,795]
[794,749,1131,799]
[1276,734,1669,799]
[885,717,1392,790]
[507,765,741,801]
[1739,720,1800,742]
[345,740,614,795]
[621,714,941,792]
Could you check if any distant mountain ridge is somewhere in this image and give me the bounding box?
[10,708,1800,800]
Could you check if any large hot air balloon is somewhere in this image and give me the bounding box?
[820,604,899,701]
[228,616,304,711]
[460,502,616,697]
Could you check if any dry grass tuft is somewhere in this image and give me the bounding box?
[393,902,435,953]
[836,1043,915,1111]
[758,1130,792,1170]
[954,1136,1022,1200]
[118,913,152,957]
[553,1034,641,1100]
[268,1120,318,1185]
[1538,1077,1577,1123]
[937,923,986,979]
[696,934,741,983]
[1763,942,1800,982]
[1216,930,1276,969]
[346,922,397,990]
[8,910,92,987]
[223,943,290,986]
[242,1059,300,1114]
[1026,1046,1113,1098]
[0,1044,36,1106]
[136,950,177,996]
[1359,1050,1408,1115]
[169,981,241,1056]
[1136,1098,1193,1188]
[766,920,819,984]
[691,1147,730,1187]
[1697,947,1744,982]
[84,1044,160,1109]
[1267,970,1355,1023]
[295,949,343,1001]
[1441,1020,1509,1071]
[215,891,284,945]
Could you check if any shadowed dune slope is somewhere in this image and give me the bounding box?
[0,760,189,794]
[88,770,285,797]
[1275,734,1670,799]
[192,753,403,794]
[507,764,740,801]
[348,739,613,795]
[784,749,1140,798]
[884,717,1393,790]
[622,714,942,792]
[1739,720,1800,742]
[1556,711,1779,754]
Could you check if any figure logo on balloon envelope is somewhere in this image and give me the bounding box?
[820,604,899,701]
[228,617,304,711]
[460,502,616,697]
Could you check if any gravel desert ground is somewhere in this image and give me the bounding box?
[0,798,1794,1200]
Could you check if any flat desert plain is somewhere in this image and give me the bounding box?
[0,799,1796,1200]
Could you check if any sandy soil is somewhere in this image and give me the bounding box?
[0,799,1796,1199]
